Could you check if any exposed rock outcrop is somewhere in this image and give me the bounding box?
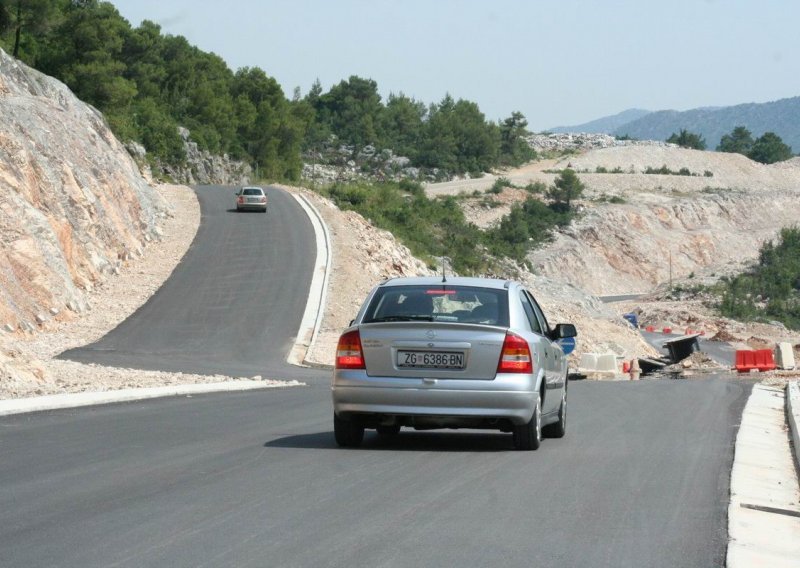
[527,147,800,295]
[0,48,167,333]
[530,189,800,295]
[129,127,252,186]
[526,132,676,153]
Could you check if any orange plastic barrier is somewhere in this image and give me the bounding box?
[735,349,777,373]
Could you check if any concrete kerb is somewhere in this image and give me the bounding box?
[726,383,800,567]
[287,193,332,368]
[788,381,800,475]
[0,380,304,417]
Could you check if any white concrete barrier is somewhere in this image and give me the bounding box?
[788,381,800,474]
[578,352,618,378]
[596,353,617,373]
[775,342,796,370]
[579,353,597,372]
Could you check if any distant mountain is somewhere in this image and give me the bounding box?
[548,109,652,134]
[612,96,800,151]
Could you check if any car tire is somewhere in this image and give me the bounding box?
[542,384,567,438]
[334,413,364,447]
[262,208,267,213]
[513,393,541,450]
[376,425,401,437]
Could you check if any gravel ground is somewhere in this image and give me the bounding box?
[0,184,299,399]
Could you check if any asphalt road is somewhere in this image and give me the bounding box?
[61,185,320,381]
[0,378,751,568]
[3,185,754,566]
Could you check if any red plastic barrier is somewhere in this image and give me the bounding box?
[645,325,655,332]
[735,349,777,373]
[735,350,754,372]
[662,327,672,334]
[685,328,694,335]
[622,361,631,374]
[754,349,777,371]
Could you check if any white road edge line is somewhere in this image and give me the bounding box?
[0,381,304,417]
[287,192,332,367]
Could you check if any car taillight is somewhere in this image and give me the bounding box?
[497,332,533,373]
[336,329,365,370]
[238,196,244,203]
[260,196,267,203]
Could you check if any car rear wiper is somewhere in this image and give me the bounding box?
[368,315,435,322]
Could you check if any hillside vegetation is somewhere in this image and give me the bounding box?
[319,174,577,274]
[716,227,800,329]
[0,0,533,180]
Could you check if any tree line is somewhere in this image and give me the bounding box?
[666,127,793,164]
[0,0,534,180]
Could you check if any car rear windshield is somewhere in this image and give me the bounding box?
[242,188,263,196]
[363,285,509,326]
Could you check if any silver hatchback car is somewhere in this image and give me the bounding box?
[332,276,577,450]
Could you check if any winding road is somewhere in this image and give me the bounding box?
[0,186,753,567]
[61,186,319,381]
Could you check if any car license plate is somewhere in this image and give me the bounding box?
[247,197,259,203]
[397,350,464,369]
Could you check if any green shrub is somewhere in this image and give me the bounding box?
[524,181,547,194]
[595,166,608,173]
[488,177,512,194]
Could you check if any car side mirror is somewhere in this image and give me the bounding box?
[553,323,577,339]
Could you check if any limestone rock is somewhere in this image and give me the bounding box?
[0,48,167,334]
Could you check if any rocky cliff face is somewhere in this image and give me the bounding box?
[529,188,800,295]
[127,127,253,186]
[0,49,168,332]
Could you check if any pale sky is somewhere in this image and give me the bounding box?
[109,0,800,131]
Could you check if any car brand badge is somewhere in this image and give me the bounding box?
[425,330,436,340]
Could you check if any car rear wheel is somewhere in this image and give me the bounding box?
[513,393,541,450]
[543,385,567,438]
[334,413,364,447]
[376,425,401,437]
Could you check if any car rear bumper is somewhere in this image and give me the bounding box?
[237,203,267,211]
[332,377,537,424]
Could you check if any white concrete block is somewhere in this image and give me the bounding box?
[775,342,795,370]
[579,353,598,372]
[596,353,617,373]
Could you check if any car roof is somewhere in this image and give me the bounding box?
[241,186,263,191]
[379,276,514,290]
